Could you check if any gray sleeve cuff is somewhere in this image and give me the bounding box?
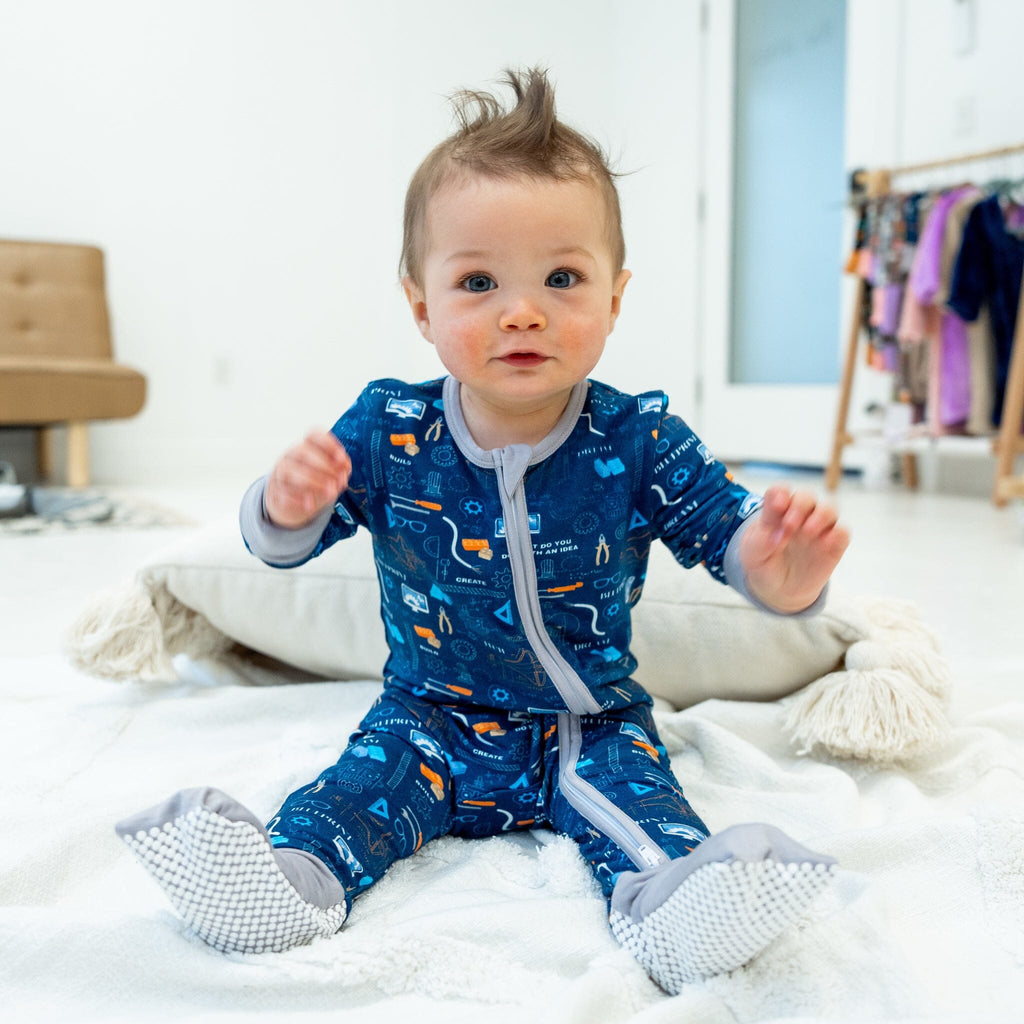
[723,511,828,617]
[238,475,333,568]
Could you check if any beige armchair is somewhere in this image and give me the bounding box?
[0,239,145,486]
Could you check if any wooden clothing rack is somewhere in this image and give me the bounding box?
[825,141,1024,506]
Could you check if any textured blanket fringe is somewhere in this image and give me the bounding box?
[784,598,952,763]
[65,577,231,682]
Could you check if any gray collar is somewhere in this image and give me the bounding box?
[441,375,589,469]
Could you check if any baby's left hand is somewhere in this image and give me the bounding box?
[739,486,850,613]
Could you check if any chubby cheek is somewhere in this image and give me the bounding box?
[429,307,490,366]
[558,309,612,354]
[449,311,491,349]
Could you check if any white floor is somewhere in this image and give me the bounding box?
[3,469,1022,723]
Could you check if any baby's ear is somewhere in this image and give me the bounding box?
[402,276,433,343]
[608,268,631,332]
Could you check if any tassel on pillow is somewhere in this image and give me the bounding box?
[784,597,952,763]
[65,577,230,682]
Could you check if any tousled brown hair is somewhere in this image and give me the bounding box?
[400,66,625,286]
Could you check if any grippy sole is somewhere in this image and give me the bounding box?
[119,804,347,954]
[610,857,836,992]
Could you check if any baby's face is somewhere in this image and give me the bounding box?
[403,174,630,443]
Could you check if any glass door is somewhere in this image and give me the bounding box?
[697,0,847,466]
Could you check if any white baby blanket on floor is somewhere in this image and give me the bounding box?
[1,652,1022,1024]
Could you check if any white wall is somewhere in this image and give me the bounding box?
[5,0,1021,486]
[0,0,701,487]
[847,0,1023,170]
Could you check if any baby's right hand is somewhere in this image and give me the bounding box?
[265,430,352,529]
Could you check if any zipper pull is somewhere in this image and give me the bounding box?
[636,844,664,868]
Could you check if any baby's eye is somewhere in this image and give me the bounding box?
[546,269,579,289]
[461,274,496,293]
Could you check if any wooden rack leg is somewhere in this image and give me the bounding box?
[901,452,919,489]
[825,276,866,490]
[992,266,1024,506]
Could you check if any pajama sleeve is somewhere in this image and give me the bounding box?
[646,403,826,616]
[239,389,373,568]
[646,406,760,585]
[239,476,335,568]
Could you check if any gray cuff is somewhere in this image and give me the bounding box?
[723,512,828,617]
[239,475,332,568]
[611,822,837,921]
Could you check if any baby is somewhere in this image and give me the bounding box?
[117,67,849,994]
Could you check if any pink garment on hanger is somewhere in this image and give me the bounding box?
[897,290,937,344]
[870,281,885,328]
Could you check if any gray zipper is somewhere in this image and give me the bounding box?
[558,712,668,870]
[442,377,668,868]
[493,445,602,716]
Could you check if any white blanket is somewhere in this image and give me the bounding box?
[2,652,1022,1023]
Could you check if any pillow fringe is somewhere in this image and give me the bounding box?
[64,576,230,682]
[783,597,952,764]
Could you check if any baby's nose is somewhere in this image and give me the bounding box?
[499,295,547,331]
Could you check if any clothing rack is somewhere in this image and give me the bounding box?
[825,141,1024,506]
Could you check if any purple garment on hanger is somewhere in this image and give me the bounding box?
[909,187,975,426]
[910,187,975,303]
[1006,203,1024,232]
[880,342,900,373]
[879,284,903,336]
[939,313,971,425]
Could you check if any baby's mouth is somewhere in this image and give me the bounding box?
[500,352,549,367]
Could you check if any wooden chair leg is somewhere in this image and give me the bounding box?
[66,422,90,488]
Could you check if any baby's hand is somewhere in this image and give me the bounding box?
[739,485,850,613]
[265,430,351,529]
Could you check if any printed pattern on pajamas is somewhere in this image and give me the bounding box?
[244,375,761,906]
[269,690,709,903]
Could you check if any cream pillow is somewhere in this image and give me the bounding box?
[631,543,868,707]
[70,515,869,710]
